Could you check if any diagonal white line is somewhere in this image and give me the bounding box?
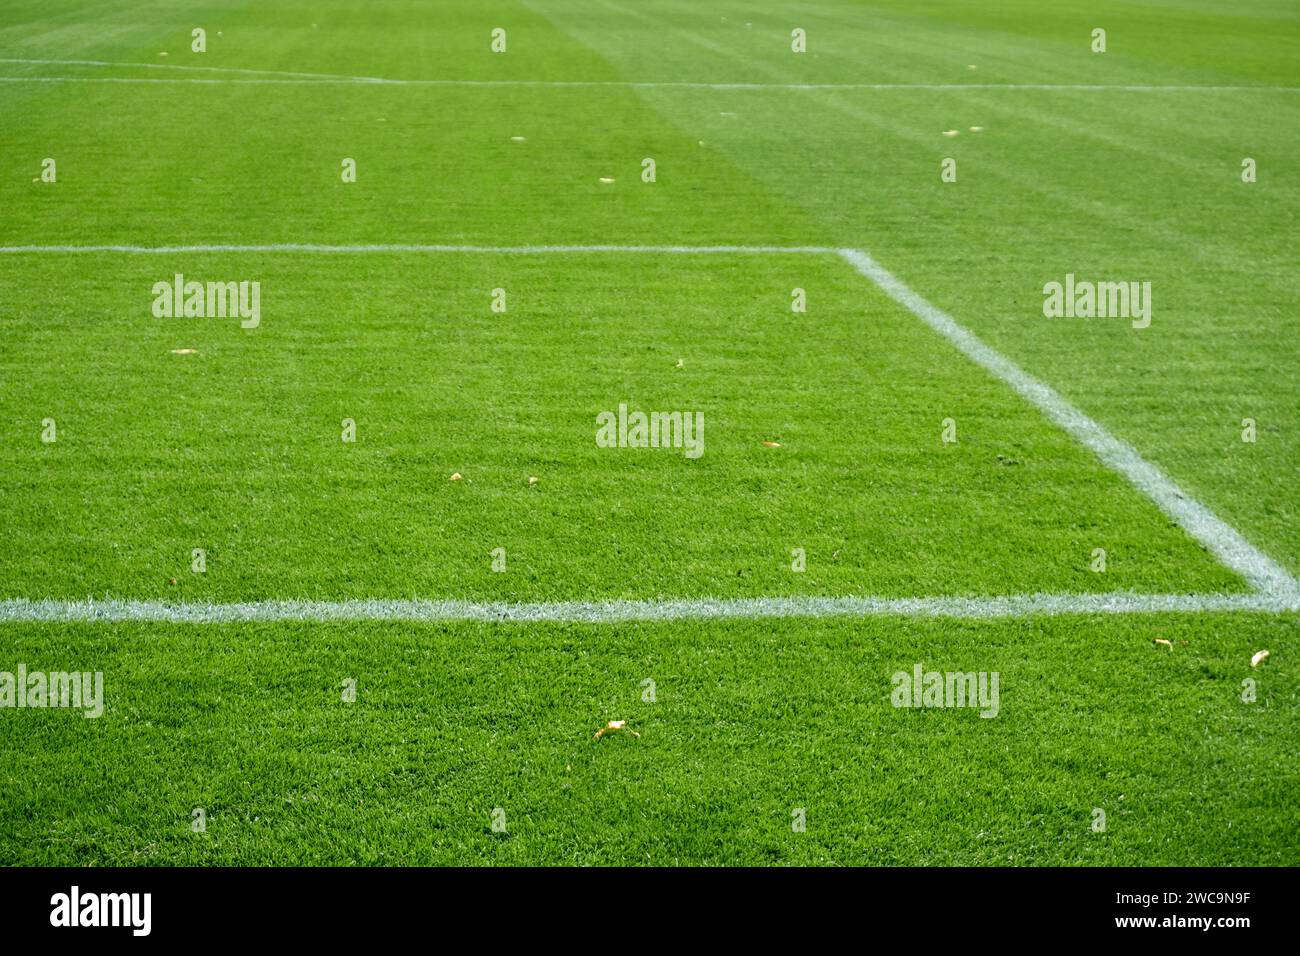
[0,592,1293,624]
[838,248,1300,599]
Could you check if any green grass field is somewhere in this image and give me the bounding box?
[0,0,1297,866]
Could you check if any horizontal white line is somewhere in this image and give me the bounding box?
[0,56,392,82]
[0,592,1291,624]
[838,248,1300,600]
[0,244,835,255]
[3,77,1296,92]
[0,60,1294,92]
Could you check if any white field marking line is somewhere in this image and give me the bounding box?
[3,78,1298,92]
[0,244,836,255]
[0,56,392,82]
[0,60,1296,92]
[1,592,1296,624]
[839,248,1300,601]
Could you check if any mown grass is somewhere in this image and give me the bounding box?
[1,613,1296,865]
[0,0,1295,865]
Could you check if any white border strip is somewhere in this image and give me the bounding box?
[0,56,392,82]
[1,592,1294,624]
[3,77,1296,92]
[0,243,833,255]
[839,248,1300,600]
[0,58,1296,92]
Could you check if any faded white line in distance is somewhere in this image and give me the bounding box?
[0,56,391,82]
[3,78,1296,92]
[1,592,1294,624]
[839,248,1300,600]
[0,60,1295,92]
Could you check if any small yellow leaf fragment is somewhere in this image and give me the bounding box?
[528,475,538,486]
[449,472,463,481]
[593,719,639,741]
[1251,649,1270,668]
[762,440,782,447]
[1154,638,1173,650]
[675,358,684,368]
